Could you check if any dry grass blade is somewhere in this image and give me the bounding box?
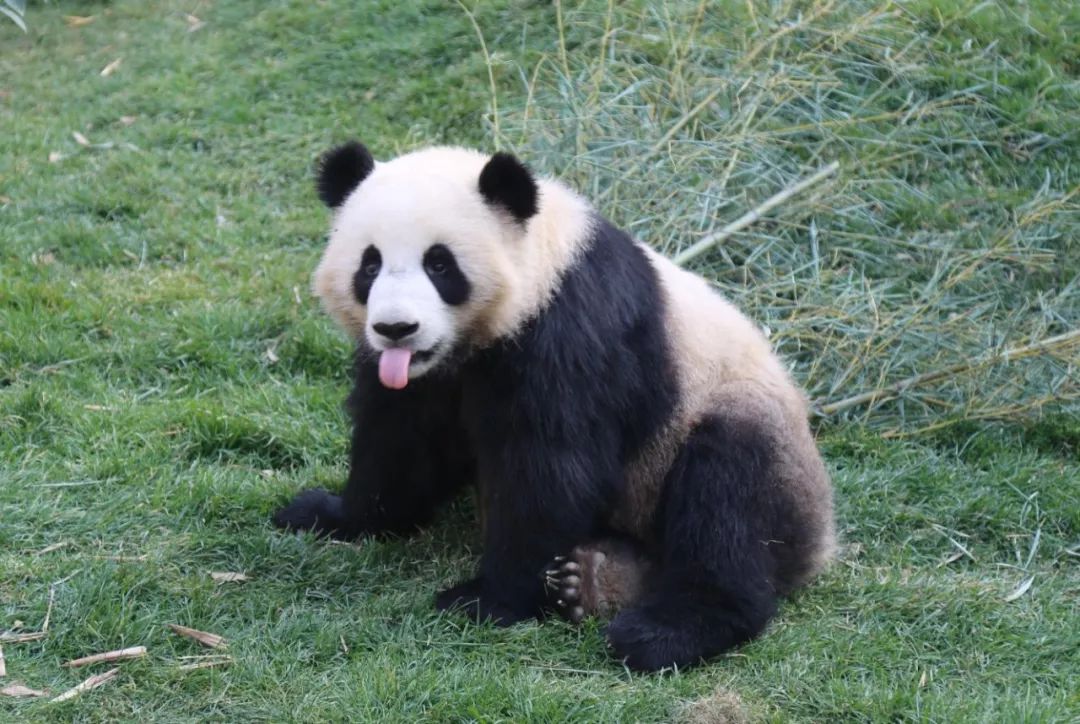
[0,644,5,677]
[64,646,147,668]
[100,58,123,77]
[1003,576,1035,603]
[35,541,70,555]
[63,15,95,27]
[177,655,233,672]
[211,571,249,583]
[2,683,48,698]
[816,329,1080,416]
[0,631,46,644]
[169,624,228,649]
[50,668,120,703]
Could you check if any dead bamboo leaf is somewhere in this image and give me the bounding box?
[168,624,227,649]
[50,668,119,703]
[210,572,249,583]
[1004,576,1035,603]
[64,646,146,668]
[119,115,137,126]
[0,644,6,677]
[186,14,206,32]
[100,58,122,77]
[48,151,64,163]
[64,15,95,28]
[72,131,90,147]
[2,683,48,698]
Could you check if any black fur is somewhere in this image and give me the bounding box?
[423,243,471,306]
[478,152,538,224]
[276,208,790,670]
[352,245,381,304]
[273,356,473,539]
[605,414,781,670]
[317,141,375,209]
[436,217,679,623]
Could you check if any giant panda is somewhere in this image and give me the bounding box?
[273,141,836,671]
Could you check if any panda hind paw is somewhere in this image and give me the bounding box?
[543,556,587,624]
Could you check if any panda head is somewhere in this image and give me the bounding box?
[311,142,554,390]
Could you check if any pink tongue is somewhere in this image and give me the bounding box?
[378,348,412,389]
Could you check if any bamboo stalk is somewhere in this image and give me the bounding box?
[674,161,841,266]
[50,668,119,703]
[168,624,227,650]
[64,646,147,668]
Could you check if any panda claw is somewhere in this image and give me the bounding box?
[541,552,592,625]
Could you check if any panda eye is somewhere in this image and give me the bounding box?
[358,246,382,280]
[427,259,447,275]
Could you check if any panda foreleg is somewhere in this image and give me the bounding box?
[605,412,782,671]
[273,366,471,540]
[435,440,617,624]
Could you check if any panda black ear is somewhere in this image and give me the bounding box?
[479,152,539,224]
[316,141,375,209]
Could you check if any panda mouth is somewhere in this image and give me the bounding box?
[412,349,435,364]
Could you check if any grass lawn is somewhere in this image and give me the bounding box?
[2,0,1078,721]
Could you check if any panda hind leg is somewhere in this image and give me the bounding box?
[543,537,654,624]
[606,412,782,671]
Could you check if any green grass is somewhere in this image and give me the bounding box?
[1,0,1078,721]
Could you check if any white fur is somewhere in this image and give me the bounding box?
[313,146,592,377]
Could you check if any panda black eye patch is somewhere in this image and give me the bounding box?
[352,245,381,304]
[423,243,470,306]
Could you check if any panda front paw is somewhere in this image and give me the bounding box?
[435,577,536,626]
[272,488,352,540]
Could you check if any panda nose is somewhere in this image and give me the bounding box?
[373,321,420,341]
